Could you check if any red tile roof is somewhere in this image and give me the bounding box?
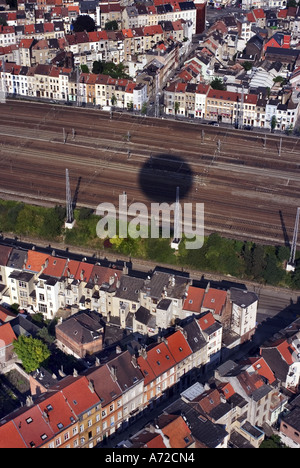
[276,339,295,365]
[0,305,16,323]
[63,259,81,279]
[43,256,67,278]
[74,262,94,283]
[165,329,192,362]
[137,354,156,385]
[55,375,101,415]
[0,421,27,448]
[253,8,265,19]
[36,391,76,434]
[158,414,193,448]
[0,245,12,266]
[0,322,17,346]
[202,288,227,315]
[25,250,49,273]
[196,388,221,414]
[11,404,54,448]
[242,357,276,385]
[218,382,235,400]
[183,286,205,313]
[198,311,216,332]
[145,341,176,376]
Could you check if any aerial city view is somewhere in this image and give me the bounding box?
[0,0,300,452]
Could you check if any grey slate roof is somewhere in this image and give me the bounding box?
[164,398,228,448]
[56,310,104,345]
[7,248,27,270]
[230,288,258,308]
[115,275,144,302]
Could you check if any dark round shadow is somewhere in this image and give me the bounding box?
[138,154,193,203]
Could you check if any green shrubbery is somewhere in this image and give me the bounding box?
[1,199,300,289]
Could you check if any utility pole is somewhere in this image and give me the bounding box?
[76,66,81,107]
[286,207,300,272]
[279,137,282,157]
[171,186,181,250]
[0,59,6,104]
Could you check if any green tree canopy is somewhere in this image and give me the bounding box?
[72,15,95,33]
[104,20,118,31]
[13,335,51,374]
[210,78,226,91]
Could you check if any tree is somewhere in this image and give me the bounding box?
[104,20,118,31]
[242,61,252,71]
[260,434,288,448]
[211,78,226,91]
[141,101,148,115]
[72,15,95,33]
[174,101,180,115]
[13,335,51,374]
[81,64,89,73]
[271,115,277,133]
[111,93,117,106]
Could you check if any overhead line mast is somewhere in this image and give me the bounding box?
[65,169,75,229]
[286,207,300,272]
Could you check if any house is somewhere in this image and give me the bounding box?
[0,321,17,366]
[229,288,258,343]
[280,406,300,448]
[0,374,101,448]
[132,305,157,336]
[161,387,229,448]
[215,359,275,428]
[182,286,205,317]
[205,88,258,127]
[260,317,300,392]
[111,275,145,327]
[0,245,12,300]
[198,311,222,368]
[131,413,195,448]
[164,329,193,390]
[106,350,144,426]
[55,310,105,358]
[84,363,123,440]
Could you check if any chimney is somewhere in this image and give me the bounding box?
[110,365,117,382]
[123,262,128,275]
[88,380,95,393]
[26,395,34,407]
[131,354,137,368]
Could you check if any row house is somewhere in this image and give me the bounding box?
[260,317,300,392]
[0,375,102,448]
[0,245,256,349]
[97,2,122,30]
[122,0,197,34]
[0,25,16,47]
[206,89,258,127]
[0,61,72,100]
[137,313,222,410]
[265,95,300,131]
[215,359,276,428]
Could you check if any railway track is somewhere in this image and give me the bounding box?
[0,99,300,246]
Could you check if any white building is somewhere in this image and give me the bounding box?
[229,288,258,341]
